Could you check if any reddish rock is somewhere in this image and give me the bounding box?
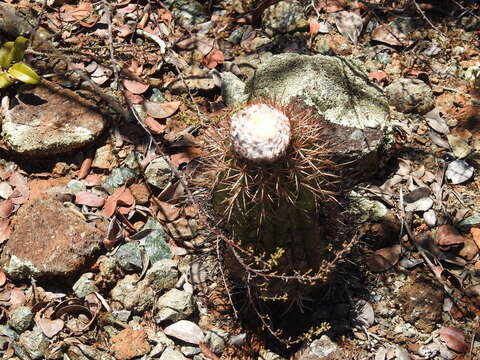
[1,199,103,281]
[110,327,151,360]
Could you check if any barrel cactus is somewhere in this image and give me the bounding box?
[202,99,341,277]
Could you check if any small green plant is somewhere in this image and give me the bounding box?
[0,36,41,88]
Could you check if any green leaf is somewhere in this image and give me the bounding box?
[0,42,14,69]
[12,36,28,63]
[0,72,13,88]
[8,62,41,84]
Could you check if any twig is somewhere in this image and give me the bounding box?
[102,0,120,87]
[216,236,239,319]
[411,0,447,40]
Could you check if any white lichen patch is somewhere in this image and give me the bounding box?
[230,103,291,163]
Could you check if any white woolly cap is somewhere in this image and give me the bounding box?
[230,103,291,163]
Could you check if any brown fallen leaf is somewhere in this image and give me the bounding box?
[471,227,480,249]
[309,17,320,36]
[75,191,105,208]
[170,146,203,167]
[203,48,224,69]
[0,218,11,244]
[144,116,166,134]
[371,24,407,46]
[122,79,149,94]
[333,11,363,44]
[199,342,221,360]
[435,225,465,249]
[156,201,181,222]
[9,287,25,307]
[0,270,6,287]
[143,101,181,119]
[9,172,29,205]
[0,199,13,218]
[38,318,64,338]
[439,327,469,353]
[366,244,401,272]
[368,71,388,85]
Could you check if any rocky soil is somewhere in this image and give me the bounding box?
[0,1,478,360]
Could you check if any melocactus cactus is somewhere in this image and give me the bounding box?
[203,99,338,248]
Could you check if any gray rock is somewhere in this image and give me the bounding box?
[160,347,188,360]
[258,349,287,360]
[8,306,33,333]
[349,191,388,222]
[447,135,472,159]
[205,327,228,354]
[72,272,99,298]
[295,335,340,360]
[172,0,209,26]
[147,330,175,357]
[385,78,435,114]
[404,197,433,212]
[67,180,87,194]
[110,275,154,312]
[115,242,143,272]
[262,0,308,36]
[145,259,180,291]
[102,167,137,194]
[17,327,49,360]
[423,209,437,227]
[221,72,248,106]
[164,320,204,345]
[181,346,201,356]
[446,160,474,184]
[2,81,105,156]
[140,217,172,264]
[244,53,390,129]
[0,324,19,339]
[155,288,193,323]
[145,158,172,190]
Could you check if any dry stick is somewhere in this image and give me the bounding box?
[411,0,447,40]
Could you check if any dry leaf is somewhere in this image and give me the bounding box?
[435,225,465,249]
[319,0,347,12]
[309,17,320,36]
[75,191,105,208]
[366,245,401,272]
[371,24,406,46]
[156,201,181,221]
[368,71,388,84]
[203,48,224,69]
[38,318,64,338]
[0,271,6,287]
[144,117,166,133]
[9,172,29,205]
[333,11,363,44]
[439,327,469,353]
[143,101,180,119]
[170,147,203,167]
[122,79,149,94]
[0,218,11,244]
[0,199,13,218]
[471,227,480,249]
[9,287,25,307]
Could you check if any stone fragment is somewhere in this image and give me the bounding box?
[8,306,33,333]
[204,327,228,354]
[72,272,99,298]
[160,347,188,360]
[144,259,180,291]
[445,160,474,184]
[1,199,102,281]
[110,327,151,360]
[2,81,105,156]
[164,320,204,344]
[447,135,472,159]
[17,327,49,360]
[262,0,308,36]
[102,167,136,194]
[171,0,209,26]
[130,183,150,205]
[221,72,247,106]
[92,144,117,169]
[145,158,172,190]
[155,289,193,323]
[140,217,172,263]
[295,335,341,360]
[111,275,154,312]
[115,242,143,272]
[385,78,434,114]
[404,197,433,212]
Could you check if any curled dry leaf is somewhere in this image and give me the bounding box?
[309,17,320,36]
[156,201,181,222]
[103,186,136,218]
[203,48,224,69]
[366,244,401,272]
[75,191,105,208]
[122,79,149,94]
[439,327,469,353]
[144,116,166,134]
[0,199,13,218]
[371,24,407,46]
[9,287,25,307]
[38,318,64,338]
[0,270,6,287]
[143,101,181,119]
[170,146,203,168]
[435,225,465,249]
[471,227,480,249]
[9,172,29,205]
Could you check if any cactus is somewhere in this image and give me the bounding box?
[202,99,340,270]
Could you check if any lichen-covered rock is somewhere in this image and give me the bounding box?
[262,0,308,36]
[1,199,103,281]
[1,80,106,157]
[172,0,209,26]
[385,78,435,114]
